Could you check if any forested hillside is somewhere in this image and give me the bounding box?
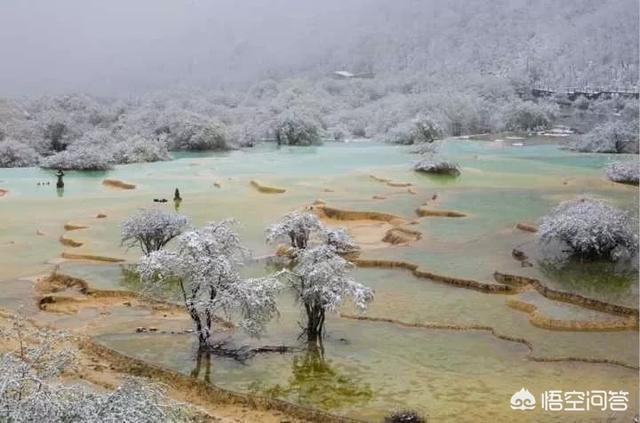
[0,0,637,169]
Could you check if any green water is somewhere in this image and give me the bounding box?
[0,139,638,421]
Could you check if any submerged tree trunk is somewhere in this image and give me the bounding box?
[190,351,212,383]
[179,280,212,350]
[304,302,325,343]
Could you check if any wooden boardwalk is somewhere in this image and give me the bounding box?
[531,86,639,100]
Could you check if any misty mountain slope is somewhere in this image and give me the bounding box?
[0,0,637,95]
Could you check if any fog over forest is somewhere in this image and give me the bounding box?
[1,0,638,95]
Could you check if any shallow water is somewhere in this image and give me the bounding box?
[1,139,638,421]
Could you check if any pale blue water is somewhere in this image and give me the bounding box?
[1,138,638,422]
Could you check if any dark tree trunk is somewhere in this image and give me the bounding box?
[305,302,325,343]
[191,351,212,383]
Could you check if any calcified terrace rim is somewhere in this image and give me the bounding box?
[312,204,407,224]
[368,174,413,188]
[63,222,89,231]
[102,178,137,189]
[339,314,639,371]
[59,235,84,248]
[505,299,638,331]
[37,272,185,314]
[60,252,126,262]
[250,180,287,193]
[352,258,639,319]
[415,206,467,218]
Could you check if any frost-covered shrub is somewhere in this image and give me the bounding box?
[266,211,359,256]
[413,159,460,176]
[387,116,443,145]
[0,315,193,423]
[410,141,441,155]
[326,228,360,255]
[121,209,190,255]
[503,100,558,131]
[574,95,590,110]
[40,144,113,170]
[0,139,40,167]
[114,135,170,164]
[412,117,444,143]
[327,124,349,141]
[571,120,639,154]
[225,121,267,147]
[439,94,489,136]
[386,121,417,145]
[384,410,426,423]
[537,198,638,262]
[43,121,74,152]
[165,113,228,151]
[266,211,325,250]
[272,110,322,146]
[606,160,639,185]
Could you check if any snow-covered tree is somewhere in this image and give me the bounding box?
[414,159,460,176]
[606,160,639,185]
[537,197,638,262]
[326,228,360,255]
[121,209,190,255]
[266,211,360,256]
[386,116,443,145]
[113,135,171,164]
[163,112,228,151]
[503,100,558,132]
[571,120,639,154]
[43,121,74,152]
[272,109,322,146]
[266,211,326,250]
[0,139,40,168]
[0,314,192,422]
[138,220,281,349]
[39,144,113,171]
[283,245,373,342]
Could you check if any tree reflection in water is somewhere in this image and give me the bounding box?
[191,350,212,383]
[256,341,372,409]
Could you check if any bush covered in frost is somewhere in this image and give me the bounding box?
[537,198,638,262]
[384,410,426,423]
[113,135,171,164]
[413,159,460,176]
[410,141,441,155]
[571,120,639,154]
[503,100,558,131]
[0,139,40,168]
[165,113,228,151]
[121,209,190,255]
[272,110,322,146]
[0,315,193,423]
[40,144,113,170]
[387,116,443,145]
[606,160,639,185]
